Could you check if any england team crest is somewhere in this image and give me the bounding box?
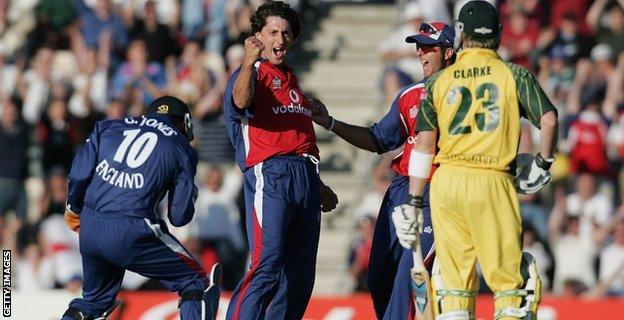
[409,105,419,118]
[272,76,282,89]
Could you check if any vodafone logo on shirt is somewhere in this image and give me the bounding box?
[271,90,312,117]
[289,90,300,103]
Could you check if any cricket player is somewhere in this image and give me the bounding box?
[223,2,338,319]
[61,96,213,320]
[310,22,456,319]
[394,1,558,319]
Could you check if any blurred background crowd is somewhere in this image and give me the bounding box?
[0,0,623,300]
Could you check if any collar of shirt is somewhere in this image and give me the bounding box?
[457,48,499,61]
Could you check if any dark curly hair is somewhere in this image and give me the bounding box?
[251,1,302,39]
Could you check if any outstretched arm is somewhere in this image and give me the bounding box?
[309,98,377,152]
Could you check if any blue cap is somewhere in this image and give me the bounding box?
[405,22,455,47]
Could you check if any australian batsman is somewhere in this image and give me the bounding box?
[392,1,559,319]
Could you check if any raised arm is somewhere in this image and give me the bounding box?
[586,0,610,32]
[547,186,567,245]
[603,52,624,119]
[233,36,263,109]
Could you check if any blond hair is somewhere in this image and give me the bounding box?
[461,33,500,50]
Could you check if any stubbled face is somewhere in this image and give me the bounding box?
[256,16,294,65]
[417,44,444,77]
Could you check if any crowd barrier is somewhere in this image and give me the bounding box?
[11,291,624,319]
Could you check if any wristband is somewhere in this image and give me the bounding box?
[326,116,336,131]
[408,150,434,178]
[406,194,423,208]
[535,153,554,170]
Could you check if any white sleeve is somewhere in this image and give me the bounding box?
[592,195,613,226]
[91,69,109,112]
[22,76,49,124]
[566,194,582,216]
[222,168,243,200]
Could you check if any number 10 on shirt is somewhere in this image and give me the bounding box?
[113,129,158,168]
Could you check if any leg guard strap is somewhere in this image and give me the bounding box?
[436,310,475,320]
[435,289,477,320]
[436,289,477,298]
[492,252,542,320]
[494,289,527,299]
[179,289,203,308]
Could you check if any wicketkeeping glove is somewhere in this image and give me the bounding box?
[64,203,80,233]
[391,195,424,250]
[514,153,554,194]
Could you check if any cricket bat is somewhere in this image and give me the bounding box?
[411,239,434,320]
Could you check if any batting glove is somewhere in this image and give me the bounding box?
[392,195,424,250]
[514,153,554,194]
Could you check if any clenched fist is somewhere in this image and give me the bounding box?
[243,36,265,68]
[320,182,339,212]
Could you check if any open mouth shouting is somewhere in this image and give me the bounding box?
[421,58,431,74]
[273,47,286,60]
